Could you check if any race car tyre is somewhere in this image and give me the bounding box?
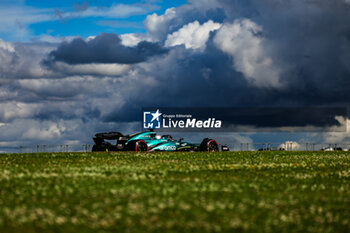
[126,140,149,152]
[200,138,219,152]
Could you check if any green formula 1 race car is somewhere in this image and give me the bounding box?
[92,130,228,152]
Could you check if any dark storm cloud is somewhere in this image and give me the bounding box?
[101,45,271,123]
[45,33,168,65]
[102,0,350,128]
[7,0,350,115]
[156,0,350,105]
[216,0,350,104]
[2,0,350,151]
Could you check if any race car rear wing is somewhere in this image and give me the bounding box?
[94,132,124,139]
[93,132,129,144]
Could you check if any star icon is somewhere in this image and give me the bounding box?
[151,109,161,122]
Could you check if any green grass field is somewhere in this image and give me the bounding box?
[0,151,349,233]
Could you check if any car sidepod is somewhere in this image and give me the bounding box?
[150,141,178,151]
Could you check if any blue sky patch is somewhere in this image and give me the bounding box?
[0,0,187,41]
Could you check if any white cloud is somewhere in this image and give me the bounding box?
[0,40,55,80]
[187,0,220,9]
[0,6,52,26]
[214,19,283,88]
[0,6,52,40]
[51,62,131,76]
[321,116,350,144]
[165,20,221,50]
[279,141,301,150]
[144,8,177,40]
[36,34,76,44]
[0,38,15,52]
[0,4,149,27]
[62,4,148,19]
[0,39,16,77]
[17,76,106,100]
[0,102,41,121]
[120,33,153,47]
[0,86,18,100]
[22,122,62,140]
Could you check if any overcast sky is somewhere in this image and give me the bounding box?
[1,0,350,152]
